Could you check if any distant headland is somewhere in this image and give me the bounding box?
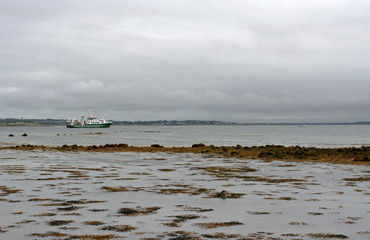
[0,118,369,126]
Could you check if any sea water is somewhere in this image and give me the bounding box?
[1,124,370,147]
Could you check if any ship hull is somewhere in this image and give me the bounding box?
[66,123,112,128]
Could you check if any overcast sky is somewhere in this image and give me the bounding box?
[1,0,369,122]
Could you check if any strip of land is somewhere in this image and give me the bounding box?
[1,144,369,165]
[1,118,370,126]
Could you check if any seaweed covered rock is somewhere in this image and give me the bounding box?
[192,143,205,148]
[217,190,230,199]
[354,156,369,162]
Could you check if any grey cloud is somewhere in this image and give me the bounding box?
[0,0,369,122]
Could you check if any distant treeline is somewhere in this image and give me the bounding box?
[0,118,369,126]
[0,118,65,126]
[113,120,238,126]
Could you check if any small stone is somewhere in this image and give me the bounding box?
[151,144,164,148]
[217,190,230,199]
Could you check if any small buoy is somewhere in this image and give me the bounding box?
[9,134,14,137]
[22,133,28,137]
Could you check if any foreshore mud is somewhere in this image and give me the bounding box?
[1,144,369,165]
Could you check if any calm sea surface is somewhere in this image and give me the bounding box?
[1,125,369,148]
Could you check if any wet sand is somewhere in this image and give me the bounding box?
[1,144,369,165]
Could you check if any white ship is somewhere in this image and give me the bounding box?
[66,112,112,128]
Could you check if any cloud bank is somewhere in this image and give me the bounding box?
[1,0,369,122]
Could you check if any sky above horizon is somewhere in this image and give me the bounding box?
[1,0,369,122]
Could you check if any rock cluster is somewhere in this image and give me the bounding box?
[2,144,369,165]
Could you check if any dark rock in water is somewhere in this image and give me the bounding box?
[217,190,230,199]
[151,144,164,148]
[22,133,28,137]
[9,134,14,137]
[192,143,205,148]
[213,190,244,199]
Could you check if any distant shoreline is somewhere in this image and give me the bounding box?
[1,119,369,126]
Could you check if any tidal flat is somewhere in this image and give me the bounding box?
[0,150,369,239]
